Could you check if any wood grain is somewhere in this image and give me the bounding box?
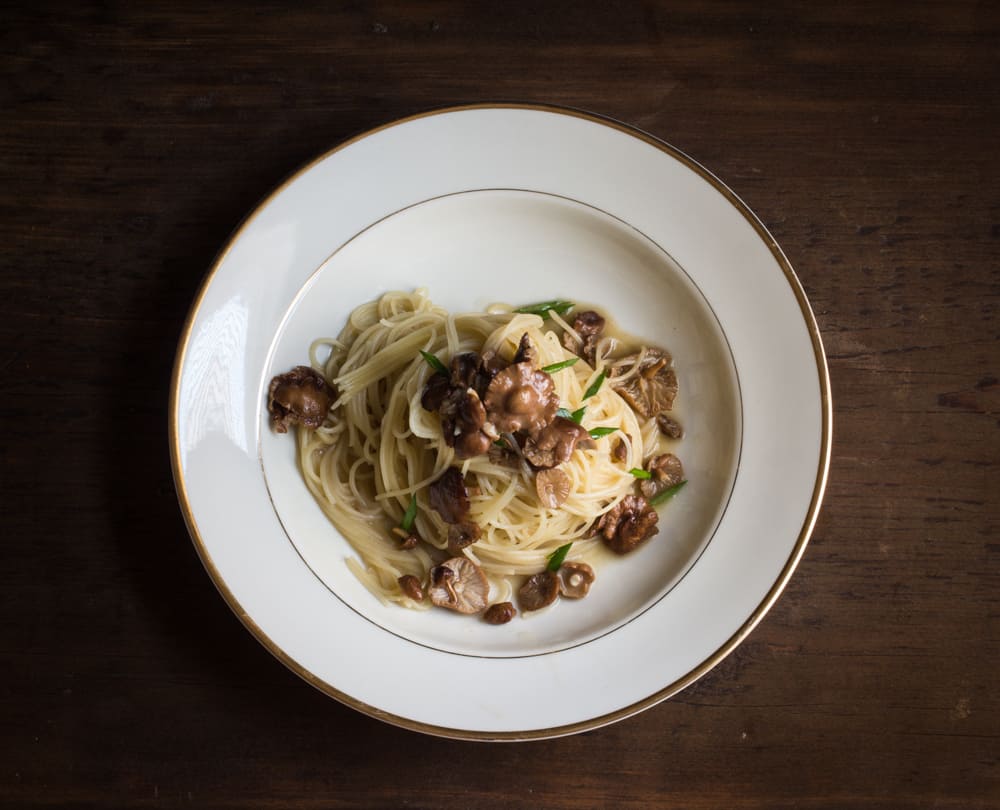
[2,1,997,807]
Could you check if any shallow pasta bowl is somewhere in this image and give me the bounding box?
[170,104,831,740]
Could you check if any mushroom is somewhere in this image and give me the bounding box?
[450,351,481,389]
[561,310,605,364]
[517,570,560,611]
[428,468,471,524]
[447,521,482,555]
[439,386,497,459]
[610,348,678,418]
[483,602,516,625]
[656,413,684,439]
[397,574,424,601]
[535,467,572,508]
[612,437,628,463]
[596,494,659,554]
[522,417,591,468]
[483,362,559,434]
[267,366,335,433]
[512,332,538,367]
[558,561,595,598]
[639,453,685,499]
[428,557,489,614]
[391,527,420,550]
[420,371,451,411]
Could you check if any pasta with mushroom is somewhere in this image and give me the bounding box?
[267,289,686,619]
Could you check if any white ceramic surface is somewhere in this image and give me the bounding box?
[170,105,831,740]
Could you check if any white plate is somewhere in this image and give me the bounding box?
[170,105,831,740]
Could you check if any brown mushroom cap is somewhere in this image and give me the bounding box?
[483,362,559,434]
[483,601,516,624]
[267,366,335,433]
[535,467,572,508]
[558,561,595,598]
[517,570,560,611]
[522,417,590,468]
[656,413,684,439]
[562,310,606,364]
[447,521,482,555]
[639,453,685,499]
[428,468,471,524]
[597,494,660,554]
[610,348,678,418]
[428,557,489,614]
[397,574,424,601]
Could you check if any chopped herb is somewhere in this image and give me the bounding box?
[583,371,606,400]
[555,407,572,420]
[570,406,586,424]
[514,300,575,320]
[588,427,618,439]
[649,479,687,506]
[546,542,573,572]
[400,494,418,532]
[494,438,508,449]
[419,350,448,374]
[629,468,652,479]
[541,357,579,374]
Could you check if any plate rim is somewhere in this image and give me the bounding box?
[168,102,833,741]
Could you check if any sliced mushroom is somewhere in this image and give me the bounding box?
[610,348,678,418]
[639,453,685,499]
[267,366,335,433]
[656,412,684,439]
[561,310,605,364]
[596,494,659,554]
[391,527,420,550]
[535,467,571,508]
[420,371,451,411]
[558,562,595,598]
[512,332,537,367]
[522,416,590,468]
[611,437,628,463]
[483,362,559,434]
[447,521,482,555]
[397,574,424,601]
[428,557,489,614]
[450,351,481,389]
[428,467,470,524]
[517,570,560,612]
[483,602,516,625]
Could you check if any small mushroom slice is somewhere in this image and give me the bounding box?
[428,467,471,524]
[596,494,659,554]
[517,570,560,612]
[611,437,628,463]
[428,557,489,614]
[522,417,590,468]
[447,521,482,555]
[656,413,684,439]
[483,602,516,625]
[638,453,685,499]
[561,310,605,364]
[535,467,571,508]
[610,348,678,418]
[450,351,481,389]
[558,562,595,598]
[483,362,559,434]
[397,574,424,601]
[512,332,538,367]
[420,371,451,411]
[267,366,335,433]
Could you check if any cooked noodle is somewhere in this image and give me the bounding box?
[296,289,655,608]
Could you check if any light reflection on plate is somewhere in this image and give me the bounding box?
[171,105,830,740]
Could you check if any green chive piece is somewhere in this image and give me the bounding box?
[546,542,573,572]
[514,300,575,320]
[400,494,418,532]
[629,468,652,479]
[588,427,618,439]
[583,371,606,400]
[649,480,687,506]
[494,438,508,449]
[541,357,579,374]
[570,406,586,424]
[555,407,572,420]
[419,350,448,374]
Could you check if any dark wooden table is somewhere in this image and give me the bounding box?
[4,2,998,807]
